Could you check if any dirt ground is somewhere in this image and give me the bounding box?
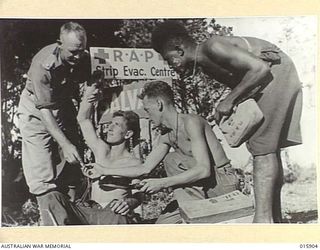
[140,165,319,224]
[2,166,318,226]
[281,166,318,223]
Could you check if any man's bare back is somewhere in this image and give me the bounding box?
[198,36,273,87]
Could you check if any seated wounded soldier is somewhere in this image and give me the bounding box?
[76,84,143,224]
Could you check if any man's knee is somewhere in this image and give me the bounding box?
[36,190,75,226]
[37,190,69,206]
[155,201,183,224]
[253,153,278,168]
[253,153,280,181]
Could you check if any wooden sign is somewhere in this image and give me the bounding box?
[90,47,178,80]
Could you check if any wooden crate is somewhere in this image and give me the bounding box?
[179,190,254,224]
[218,215,254,224]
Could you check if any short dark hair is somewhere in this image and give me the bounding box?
[152,21,194,54]
[113,110,140,147]
[138,81,174,104]
[60,22,87,41]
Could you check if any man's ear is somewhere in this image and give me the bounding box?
[125,130,134,140]
[56,39,62,46]
[157,99,164,112]
[175,45,184,57]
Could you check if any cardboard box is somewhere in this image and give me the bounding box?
[179,190,254,223]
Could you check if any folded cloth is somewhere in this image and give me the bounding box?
[259,45,281,65]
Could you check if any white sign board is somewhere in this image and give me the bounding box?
[99,79,172,123]
[90,47,178,80]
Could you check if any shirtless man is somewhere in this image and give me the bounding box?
[77,84,142,224]
[151,21,302,223]
[83,81,237,223]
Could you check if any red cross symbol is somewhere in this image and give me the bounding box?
[94,49,109,64]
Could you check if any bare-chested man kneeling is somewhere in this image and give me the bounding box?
[83,81,237,224]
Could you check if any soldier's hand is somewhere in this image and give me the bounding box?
[139,178,166,194]
[61,143,83,165]
[214,99,234,124]
[82,163,104,179]
[87,88,103,103]
[84,84,103,103]
[89,70,104,87]
[109,199,130,215]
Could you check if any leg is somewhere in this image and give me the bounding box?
[252,152,280,223]
[247,56,301,223]
[36,191,87,226]
[18,101,66,195]
[76,204,129,225]
[272,151,283,223]
[155,200,184,224]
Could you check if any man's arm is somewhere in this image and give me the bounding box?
[30,61,83,165]
[84,142,170,178]
[40,109,83,165]
[205,123,231,168]
[77,85,109,155]
[140,117,212,193]
[204,38,270,121]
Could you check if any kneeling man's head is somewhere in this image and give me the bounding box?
[138,81,174,126]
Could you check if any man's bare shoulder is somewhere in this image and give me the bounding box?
[182,114,206,130]
[201,37,236,61]
[94,141,111,159]
[205,36,274,53]
[203,36,230,48]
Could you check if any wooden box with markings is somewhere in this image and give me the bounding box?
[179,190,254,223]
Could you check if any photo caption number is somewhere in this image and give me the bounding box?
[300,244,318,248]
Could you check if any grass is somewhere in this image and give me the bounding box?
[281,166,318,223]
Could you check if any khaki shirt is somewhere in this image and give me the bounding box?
[25,43,90,109]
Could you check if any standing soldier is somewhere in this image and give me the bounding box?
[17,22,90,225]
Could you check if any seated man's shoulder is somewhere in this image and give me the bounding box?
[127,157,141,165]
[95,140,111,155]
[115,155,141,166]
